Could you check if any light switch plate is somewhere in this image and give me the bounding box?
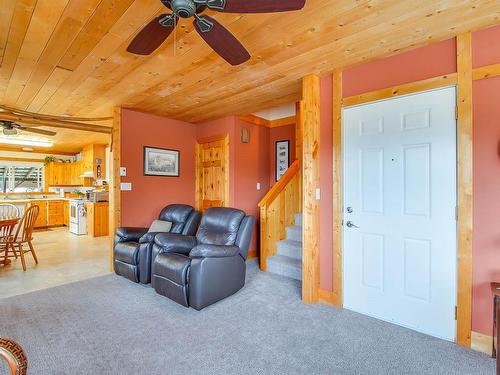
[315,188,321,200]
[119,167,127,177]
[256,182,261,190]
[120,182,132,191]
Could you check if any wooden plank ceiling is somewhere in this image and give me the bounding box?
[0,0,499,125]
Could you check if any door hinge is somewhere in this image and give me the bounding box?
[455,306,458,320]
[455,206,458,221]
[455,106,459,120]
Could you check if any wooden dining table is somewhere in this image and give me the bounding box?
[0,216,20,266]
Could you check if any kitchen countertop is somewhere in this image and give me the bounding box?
[0,197,74,204]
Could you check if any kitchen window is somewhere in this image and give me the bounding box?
[0,165,44,193]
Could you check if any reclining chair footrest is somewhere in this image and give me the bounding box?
[153,253,191,307]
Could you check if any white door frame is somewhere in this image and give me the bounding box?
[340,86,458,339]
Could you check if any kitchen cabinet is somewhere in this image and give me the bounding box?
[28,200,48,228]
[48,200,64,226]
[44,144,107,189]
[63,200,69,226]
[27,200,65,228]
[85,202,109,237]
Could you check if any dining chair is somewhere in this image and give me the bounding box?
[0,204,20,264]
[0,203,19,219]
[7,205,39,271]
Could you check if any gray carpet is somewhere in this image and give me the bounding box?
[0,260,494,375]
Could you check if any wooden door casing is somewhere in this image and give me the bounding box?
[196,135,229,212]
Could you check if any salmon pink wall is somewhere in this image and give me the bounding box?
[234,118,270,255]
[269,125,296,187]
[342,38,456,97]
[320,75,334,291]
[196,116,270,256]
[120,109,196,227]
[472,24,500,68]
[471,25,500,335]
[472,76,500,335]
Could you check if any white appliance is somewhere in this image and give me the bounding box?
[343,87,457,341]
[69,199,87,235]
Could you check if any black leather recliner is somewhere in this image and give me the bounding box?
[114,204,201,284]
[152,207,255,310]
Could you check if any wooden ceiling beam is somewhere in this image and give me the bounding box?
[0,112,112,134]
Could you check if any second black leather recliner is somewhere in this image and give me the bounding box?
[151,207,255,310]
[114,204,201,284]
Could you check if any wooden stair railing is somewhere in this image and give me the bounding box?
[258,159,301,271]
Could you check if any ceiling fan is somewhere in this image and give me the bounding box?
[0,121,57,137]
[127,0,306,65]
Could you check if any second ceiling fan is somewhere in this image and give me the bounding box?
[127,0,306,65]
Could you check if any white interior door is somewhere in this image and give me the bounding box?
[343,87,457,341]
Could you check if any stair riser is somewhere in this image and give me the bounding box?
[277,242,302,260]
[286,227,302,242]
[295,214,303,226]
[267,261,302,281]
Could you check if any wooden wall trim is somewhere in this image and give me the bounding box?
[238,114,295,128]
[456,32,473,348]
[332,69,343,308]
[472,62,500,81]
[319,289,335,305]
[109,107,122,272]
[342,73,457,107]
[0,157,44,163]
[301,74,320,304]
[0,146,77,156]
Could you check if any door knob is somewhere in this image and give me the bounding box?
[346,221,359,228]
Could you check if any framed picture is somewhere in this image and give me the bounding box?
[275,140,290,181]
[143,146,180,177]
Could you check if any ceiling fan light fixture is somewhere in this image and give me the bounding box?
[0,137,53,148]
[3,128,17,136]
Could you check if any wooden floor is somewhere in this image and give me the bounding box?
[0,227,110,299]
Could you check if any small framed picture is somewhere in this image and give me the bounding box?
[275,140,290,181]
[143,146,180,177]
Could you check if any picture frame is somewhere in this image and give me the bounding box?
[275,140,290,181]
[143,146,180,177]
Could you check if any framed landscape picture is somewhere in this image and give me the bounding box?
[143,146,180,177]
[275,140,290,181]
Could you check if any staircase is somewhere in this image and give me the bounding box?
[266,213,302,280]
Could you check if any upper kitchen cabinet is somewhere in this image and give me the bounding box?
[44,143,107,189]
[81,144,106,181]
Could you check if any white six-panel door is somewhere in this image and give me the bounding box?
[343,87,457,341]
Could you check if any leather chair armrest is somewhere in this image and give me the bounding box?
[139,232,159,244]
[154,233,197,255]
[115,227,148,243]
[190,244,240,258]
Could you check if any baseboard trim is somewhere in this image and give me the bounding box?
[247,250,257,260]
[471,331,492,355]
[319,289,335,305]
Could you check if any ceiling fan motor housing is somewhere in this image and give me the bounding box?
[170,0,197,18]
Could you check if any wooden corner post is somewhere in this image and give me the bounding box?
[301,75,320,304]
[456,32,473,348]
[109,107,122,272]
[332,69,343,307]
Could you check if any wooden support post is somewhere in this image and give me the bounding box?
[456,32,473,348]
[301,75,320,304]
[332,69,343,307]
[108,107,122,272]
[296,101,303,212]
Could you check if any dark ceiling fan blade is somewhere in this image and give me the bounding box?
[16,125,57,136]
[127,14,177,55]
[194,15,250,66]
[208,0,305,13]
